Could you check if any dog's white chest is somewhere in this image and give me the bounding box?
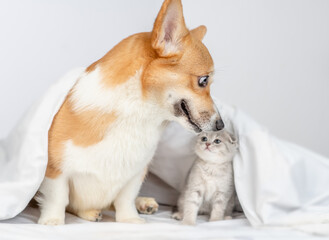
[64,117,161,177]
[63,116,163,207]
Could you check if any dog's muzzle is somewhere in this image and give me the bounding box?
[215,119,225,131]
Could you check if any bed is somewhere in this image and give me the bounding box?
[1,206,322,240]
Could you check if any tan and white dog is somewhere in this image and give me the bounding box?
[37,0,224,225]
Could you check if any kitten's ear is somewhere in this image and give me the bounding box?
[227,132,238,145]
[198,131,206,137]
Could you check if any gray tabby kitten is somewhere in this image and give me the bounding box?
[172,130,238,225]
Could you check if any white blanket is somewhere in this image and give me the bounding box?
[1,206,322,240]
[0,68,328,234]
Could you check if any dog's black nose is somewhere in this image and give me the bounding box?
[215,119,225,131]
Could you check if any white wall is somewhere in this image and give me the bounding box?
[0,0,328,156]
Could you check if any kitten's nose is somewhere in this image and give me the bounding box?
[206,143,210,147]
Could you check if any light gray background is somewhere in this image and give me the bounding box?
[0,0,328,157]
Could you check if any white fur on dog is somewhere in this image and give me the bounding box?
[38,67,169,224]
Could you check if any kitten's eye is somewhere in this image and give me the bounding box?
[214,139,221,144]
[198,76,209,88]
[201,137,208,142]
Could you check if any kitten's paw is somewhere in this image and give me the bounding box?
[209,216,224,222]
[38,217,64,225]
[182,218,196,226]
[117,217,146,224]
[172,212,183,221]
[77,209,102,222]
[136,197,159,215]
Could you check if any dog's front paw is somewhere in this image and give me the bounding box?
[77,209,102,222]
[135,197,159,215]
[38,217,64,225]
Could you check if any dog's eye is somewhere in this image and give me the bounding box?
[214,139,221,144]
[198,76,209,87]
[201,137,208,142]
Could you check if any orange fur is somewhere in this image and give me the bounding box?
[87,33,156,88]
[190,25,207,41]
[47,96,117,178]
[151,0,188,57]
[47,0,216,179]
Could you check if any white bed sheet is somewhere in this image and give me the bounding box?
[1,68,329,239]
[0,206,323,240]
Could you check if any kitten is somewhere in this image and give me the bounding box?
[172,130,238,225]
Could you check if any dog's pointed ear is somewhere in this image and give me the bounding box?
[190,25,207,41]
[151,0,189,57]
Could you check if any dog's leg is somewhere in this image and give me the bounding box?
[37,175,69,225]
[114,170,146,223]
[135,168,159,215]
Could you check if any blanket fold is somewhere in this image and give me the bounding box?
[1,68,328,233]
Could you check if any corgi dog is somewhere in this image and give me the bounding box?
[37,0,224,225]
